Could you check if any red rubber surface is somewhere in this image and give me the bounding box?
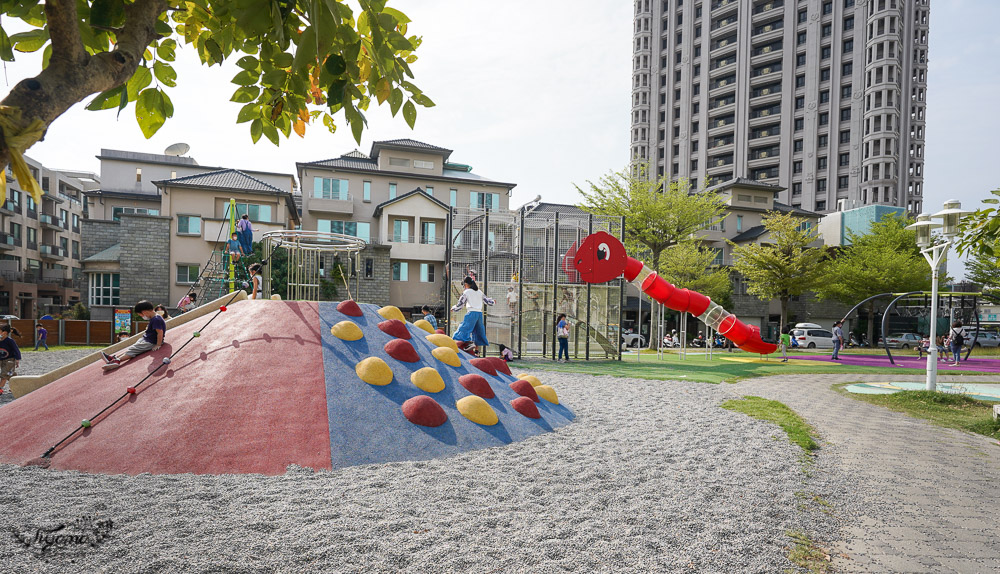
[0,300,332,475]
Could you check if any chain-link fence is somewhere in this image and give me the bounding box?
[448,206,624,360]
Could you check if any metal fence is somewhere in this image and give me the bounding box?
[447,207,624,360]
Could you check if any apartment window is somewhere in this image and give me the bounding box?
[816,200,827,210]
[797,31,807,46]
[235,203,273,223]
[111,206,160,221]
[821,46,831,60]
[844,16,854,30]
[414,160,434,169]
[840,130,851,144]
[388,157,410,167]
[177,215,201,235]
[89,272,120,306]
[72,213,80,231]
[364,258,374,279]
[841,85,852,98]
[794,118,804,131]
[818,134,829,148]
[363,181,371,202]
[792,182,803,196]
[425,186,433,197]
[389,183,397,199]
[821,68,831,81]
[838,175,850,189]
[798,9,807,23]
[794,139,804,152]
[25,226,35,249]
[318,220,371,242]
[421,221,437,245]
[392,219,410,243]
[391,261,408,281]
[818,157,828,169]
[822,2,832,15]
[176,264,199,284]
[420,263,435,283]
[817,179,828,192]
[795,96,805,110]
[793,161,803,174]
[72,240,80,260]
[796,75,806,88]
[842,62,853,75]
[471,192,500,211]
[843,39,854,53]
[819,112,829,125]
[840,108,852,121]
[313,177,348,200]
[796,53,806,67]
[135,168,142,182]
[450,189,457,207]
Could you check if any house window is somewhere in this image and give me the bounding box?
[471,192,500,211]
[420,263,435,283]
[317,220,370,242]
[364,258,374,278]
[111,206,160,221]
[176,265,199,284]
[816,200,827,210]
[388,157,410,167]
[135,168,142,182]
[89,272,120,306]
[177,215,201,235]
[235,203,273,223]
[414,160,434,169]
[313,177,349,200]
[392,261,408,281]
[450,189,457,207]
[72,213,80,230]
[392,219,410,243]
[72,240,80,259]
[389,183,397,199]
[736,215,743,232]
[425,186,433,196]
[421,221,437,245]
[363,181,371,202]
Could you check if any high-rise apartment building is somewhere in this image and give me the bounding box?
[631,0,929,214]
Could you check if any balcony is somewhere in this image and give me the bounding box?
[40,213,63,231]
[0,199,16,215]
[0,233,14,251]
[308,193,355,215]
[40,243,66,261]
[383,234,446,262]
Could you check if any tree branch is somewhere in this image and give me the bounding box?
[0,0,168,167]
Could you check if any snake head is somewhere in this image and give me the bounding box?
[570,231,627,283]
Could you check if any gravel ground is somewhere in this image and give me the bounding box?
[0,365,848,573]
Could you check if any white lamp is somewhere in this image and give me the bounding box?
[930,199,969,238]
[905,213,941,249]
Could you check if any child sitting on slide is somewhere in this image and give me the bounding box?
[101,300,167,370]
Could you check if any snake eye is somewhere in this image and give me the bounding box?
[597,243,609,261]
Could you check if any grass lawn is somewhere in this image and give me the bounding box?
[833,384,1000,441]
[520,353,995,384]
[720,396,819,452]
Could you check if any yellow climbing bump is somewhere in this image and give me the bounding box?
[413,319,435,334]
[270,294,282,300]
[377,305,405,322]
[432,346,462,367]
[331,321,363,341]
[425,333,459,353]
[535,385,559,404]
[456,396,498,426]
[517,374,543,387]
[410,367,446,393]
[355,357,393,386]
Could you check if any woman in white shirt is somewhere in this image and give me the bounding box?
[451,277,495,351]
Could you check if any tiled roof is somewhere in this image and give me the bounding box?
[300,155,380,172]
[82,243,121,263]
[154,169,282,193]
[529,202,591,216]
[730,225,768,243]
[372,188,450,217]
[773,201,821,217]
[370,138,452,155]
[342,150,370,159]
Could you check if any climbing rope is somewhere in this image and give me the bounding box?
[39,290,244,460]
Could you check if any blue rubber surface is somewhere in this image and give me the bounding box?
[319,302,575,469]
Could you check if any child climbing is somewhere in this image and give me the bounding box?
[227,232,244,263]
[0,324,22,394]
[248,263,262,299]
[450,276,494,356]
[101,300,167,370]
[421,305,438,329]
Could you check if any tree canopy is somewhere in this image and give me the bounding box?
[729,211,827,327]
[576,164,726,272]
[956,188,1000,258]
[965,252,1000,292]
[658,242,732,310]
[0,0,430,203]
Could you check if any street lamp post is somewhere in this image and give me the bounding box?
[906,200,969,391]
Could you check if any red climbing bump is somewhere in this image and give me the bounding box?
[510,379,540,402]
[377,319,412,340]
[510,396,541,419]
[470,358,497,376]
[220,306,227,312]
[337,299,364,317]
[435,328,446,334]
[384,339,420,363]
[126,387,136,394]
[486,356,511,376]
[401,395,448,427]
[458,374,495,399]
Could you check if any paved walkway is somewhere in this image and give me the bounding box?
[731,374,1000,574]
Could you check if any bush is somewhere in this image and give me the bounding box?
[68,302,90,320]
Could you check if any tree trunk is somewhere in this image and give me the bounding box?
[867,301,876,347]
[779,296,789,331]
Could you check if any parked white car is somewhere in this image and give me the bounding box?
[880,332,922,349]
[968,331,1000,348]
[621,331,645,349]
[792,326,835,349]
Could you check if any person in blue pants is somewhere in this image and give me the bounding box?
[451,277,495,355]
[34,324,49,351]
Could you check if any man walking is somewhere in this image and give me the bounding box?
[34,324,49,351]
[831,321,845,360]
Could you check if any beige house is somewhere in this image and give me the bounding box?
[297,139,516,311]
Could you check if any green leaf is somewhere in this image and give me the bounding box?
[261,122,279,145]
[250,118,263,143]
[230,85,261,103]
[272,52,293,68]
[402,99,416,129]
[135,88,170,138]
[236,56,259,70]
[411,92,434,107]
[205,38,224,65]
[236,103,259,124]
[262,69,287,86]
[327,78,348,106]
[10,29,48,53]
[155,19,173,36]
[153,61,177,87]
[156,38,177,61]
[117,85,128,117]
[85,85,125,111]
[387,31,412,51]
[90,0,125,29]
[126,66,153,100]
[0,26,15,61]
[232,69,260,86]
[41,43,51,68]
[381,7,411,24]
[324,54,346,76]
[388,88,403,116]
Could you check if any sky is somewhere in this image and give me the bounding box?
[2,0,997,215]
